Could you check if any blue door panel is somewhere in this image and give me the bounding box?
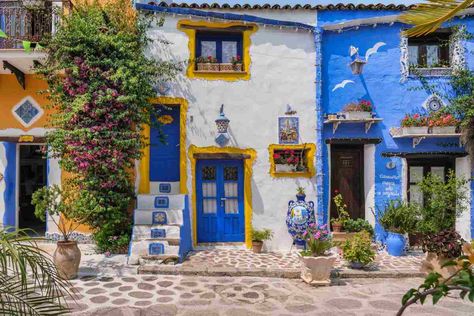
[150,105,180,182]
[197,159,244,243]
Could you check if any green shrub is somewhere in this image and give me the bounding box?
[378,200,420,234]
[343,218,374,236]
[342,231,375,265]
[251,227,273,242]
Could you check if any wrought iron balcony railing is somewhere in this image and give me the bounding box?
[0,0,56,49]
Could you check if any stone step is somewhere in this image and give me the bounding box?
[149,182,180,195]
[133,209,183,226]
[138,254,180,265]
[132,225,180,240]
[137,194,185,210]
[128,240,179,265]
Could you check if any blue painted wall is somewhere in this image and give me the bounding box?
[2,142,16,229]
[319,13,474,239]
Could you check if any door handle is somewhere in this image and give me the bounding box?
[220,198,226,207]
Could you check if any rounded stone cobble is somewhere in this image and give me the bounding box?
[128,291,153,299]
[111,298,129,305]
[137,282,155,291]
[90,295,109,304]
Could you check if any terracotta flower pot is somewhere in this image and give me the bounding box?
[421,252,460,279]
[252,241,263,253]
[298,253,336,286]
[54,241,81,279]
[332,222,342,232]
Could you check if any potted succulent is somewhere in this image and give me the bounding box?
[196,55,219,72]
[251,227,273,253]
[400,112,429,135]
[296,186,306,202]
[378,200,419,257]
[298,224,336,286]
[342,231,375,269]
[32,184,87,279]
[341,100,373,120]
[420,229,464,279]
[330,191,350,232]
[428,111,460,134]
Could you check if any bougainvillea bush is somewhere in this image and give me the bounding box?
[37,0,180,252]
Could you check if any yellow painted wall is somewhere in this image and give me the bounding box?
[0,74,51,130]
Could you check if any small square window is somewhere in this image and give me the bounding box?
[408,30,451,69]
[195,31,243,72]
[268,144,316,178]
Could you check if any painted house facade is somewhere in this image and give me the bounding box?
[317,9,474,241]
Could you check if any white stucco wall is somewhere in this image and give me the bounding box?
[148,14,316,250]
[456,156,471,240]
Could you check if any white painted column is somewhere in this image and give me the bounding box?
[456,156,471,240]
[46,157,62,234]
[364,144,375,226]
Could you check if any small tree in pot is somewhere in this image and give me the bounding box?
[331,191,350,232]
[251,227,273,253]
[32,184,88,279]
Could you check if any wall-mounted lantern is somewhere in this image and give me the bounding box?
[215,104,230,147]
[350,57,366,75]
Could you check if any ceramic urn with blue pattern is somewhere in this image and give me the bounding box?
[286,193,316,247]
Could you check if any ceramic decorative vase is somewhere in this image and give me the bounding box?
[54,240,81,279]
[286,195,315,247]
[385,232,406,256]
[298,253,336,286]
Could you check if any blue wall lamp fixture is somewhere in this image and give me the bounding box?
[215,104,230,147]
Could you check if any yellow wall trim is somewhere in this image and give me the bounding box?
[177,20,257,81]
[188,145,257,248]
[268,143,316,178]
[139,97,188,194]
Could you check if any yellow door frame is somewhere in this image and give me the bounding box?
[188,145,257,248]
[139,97,188,195]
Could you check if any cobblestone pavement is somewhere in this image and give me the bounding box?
[68,275,473,315]
[139,249,426,278]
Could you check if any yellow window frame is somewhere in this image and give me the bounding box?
[268,143,316,178]
[177,19,257,81]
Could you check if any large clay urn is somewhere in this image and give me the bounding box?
[54,241,81,279]
[298,253,336,286]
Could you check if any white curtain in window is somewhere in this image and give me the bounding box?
[222,41,237,63]
[201,41,217,58]
[426,45,439,66]
[408,46,418,65]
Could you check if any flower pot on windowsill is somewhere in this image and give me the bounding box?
[298,253,336,286]
[219,63,234,71]
[420,252,460,279]
[401,126,428,135]
[196,63,220,72]
[431,126,457,134]
[275,164,296,173]
[342,111,372,120]
[233,63,243,71]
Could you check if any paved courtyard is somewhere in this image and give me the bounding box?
[68,275,473,315]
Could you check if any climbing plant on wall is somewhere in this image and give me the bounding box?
[37,0,180,252]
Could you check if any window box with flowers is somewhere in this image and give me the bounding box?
[341,100,374,120]
[428,111,460,134]
[268,144,316,178]
[400,112,429,135]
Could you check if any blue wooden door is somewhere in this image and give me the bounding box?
[196,160,244,243]
[150,105,180,182]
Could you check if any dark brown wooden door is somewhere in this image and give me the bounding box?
[331,145,364,220]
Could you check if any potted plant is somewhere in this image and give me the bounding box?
[251,227,273,253]
[343,218,374,237]
[428,110,459,134]
[273,149,306,173]
[420,229,464,279]
[400,112,429,135]
[378,200,419,257]
[342,231,375,269]
[341,100,373,120]
[232,55,243,71]
[32,184,86,279]
[296,186,306,202]
[298,224,336,286]
[330,191,350,232]
[196,55,219,71]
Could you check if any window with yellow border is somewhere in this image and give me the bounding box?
[268,144,316,178]
[177,20,257,81]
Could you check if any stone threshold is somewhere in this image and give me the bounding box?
[138,265,427,279]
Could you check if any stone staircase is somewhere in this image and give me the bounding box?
[128,183,192,265]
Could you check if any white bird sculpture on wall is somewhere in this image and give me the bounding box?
[350,42,386,61]
[332,79,355,92]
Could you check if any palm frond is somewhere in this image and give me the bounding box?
[0,228,72,315]
[399,0,474,37]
